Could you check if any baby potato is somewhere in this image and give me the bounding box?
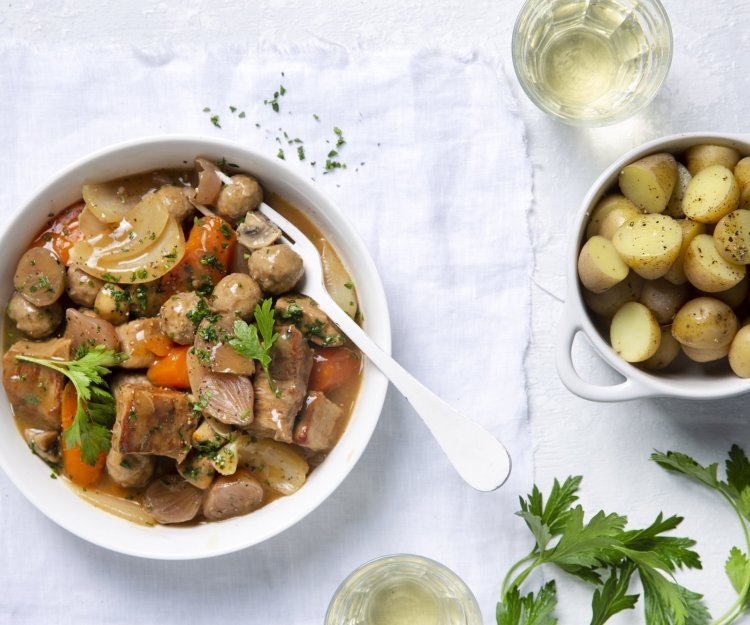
[713,209,750,264]
[729,326,750,377]
[586,195,640,240]
[577,236,629,293]
[642,327,681,370]
[639,279,690,324]
[663,219,706,285]
[686,144,741,176]
[94,284,130,325]
[612,214,682,279]
[683,234,745,292]
[734,157,750,192]
[682,165,740,224]
[583,272,644,318]
[739,186,750,212]
[671,297,738,349]
[698,274,749,309]
[618,153,677,214]
[610,302,661,362]
[682,343,730,363]
[664,163,691,219]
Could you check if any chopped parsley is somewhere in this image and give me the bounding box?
[187,297,217,327]
[210,115,221,128]
[199,253,224,272]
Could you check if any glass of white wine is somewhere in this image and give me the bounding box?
[325,554,482,625]
[512,0,672,126]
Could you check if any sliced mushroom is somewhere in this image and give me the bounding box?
[14,247,65,307]
[143,474,203,525]
[194,157,223,205]
[202,469,264,521]
[106,448,154,488]
[64,308,120,353]
[194,315,255,375]
[177,452,216,489]
[237,212,281,251]
[24,429,60,464]
[198,372,254,426]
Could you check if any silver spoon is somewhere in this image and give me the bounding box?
[259,202,512,491]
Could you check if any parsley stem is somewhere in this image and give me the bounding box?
[501,551,538,595]
[505,556,544,596]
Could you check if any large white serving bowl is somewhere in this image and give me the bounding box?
[0,136,391,559]
[557,132,750,402]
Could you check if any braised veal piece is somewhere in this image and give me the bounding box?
[2,158,362,525]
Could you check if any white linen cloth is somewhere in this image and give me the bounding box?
[0,44,533,625]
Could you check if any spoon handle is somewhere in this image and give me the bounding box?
[317,290,512,491]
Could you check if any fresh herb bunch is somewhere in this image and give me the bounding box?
[498,475,708,625]
[16,346,125,465]
[229,298,280,396]
[652,446,750,625]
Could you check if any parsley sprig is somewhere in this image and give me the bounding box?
[652,446,750,625]
[228,299,280,396]
[498,475,707,625]
[15,346,125,465]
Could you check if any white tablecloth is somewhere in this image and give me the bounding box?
[0,44,533,624]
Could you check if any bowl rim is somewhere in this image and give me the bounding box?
[559,131,750,401]
[0,134,392,558]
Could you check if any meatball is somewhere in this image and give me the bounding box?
[216,175,263,223]
[211,273,262,320]
[65,267,103,308]
[94,284,130,325]
[154,185,193,223]
[129,282,169,317]
[7,292,62,339]
[159,292,201,345]
[248,244,304,295]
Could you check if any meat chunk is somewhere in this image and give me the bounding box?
[115,318,167,368]
[106,448,154,488]
[63,309,119,354]
[113,384,197,462]
[293,392,345,452]
[202,470,264,521]
[2,338,71,430]
[193,315,255,375]
[251,325,313,442]
[248,244,304,294]
[275,294,345,347]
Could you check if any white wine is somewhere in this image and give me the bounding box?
[367,579,442,625]
[513,0,672,125]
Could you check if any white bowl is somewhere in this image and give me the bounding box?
[557,132,750,401]
[0,136,391,558]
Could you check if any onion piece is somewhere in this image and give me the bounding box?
[321,240,358,318]
[74,486,156,526]
[78,206,111,239]
[143,475,203,525]
[82,171,172,223]
[236,435,309,495]
[70,216,186,283]
[210,438,240,476]
[199,372,254,426]
[194,157,223,205]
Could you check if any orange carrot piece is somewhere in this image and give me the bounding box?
[308,347,361,394]
[60,383,106,487]
[30,202,84,266]
[147,345,192,390]
[143,334,173,358]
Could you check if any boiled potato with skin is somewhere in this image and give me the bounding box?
[671,297,738,349]
[610,302,660,362]
[682,343,730,363]
[618,153,677,214]
[642,327,681,370]
[729,326,750,377]
[612,214,682,279]
[686,144,741,176]
[577,236,628,293]
[663,219,706,285]
[698,274,749,309]
[664,163,691,219]
[583,272,644,318]
[586,195,640,240]
[734,157,750,192]
[683,234,745,292]
[639,279,690,324]
[739,186,750,212]
[713,209,750,264]
[682,165,740,224]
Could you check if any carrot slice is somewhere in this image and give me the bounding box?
[308,347,361,394]
[143,334,173,358]
[30,202,84,266]
[60,383,106,487]
[147,345,192,389]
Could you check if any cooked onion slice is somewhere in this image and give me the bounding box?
[75,487,156,526]
[194,157,223,205]
[236,435,309,495]
[82,171,172,223]
[143,475,203,525]
[199,372,254,426]
[321,241,358,318]
[210,438,240,476]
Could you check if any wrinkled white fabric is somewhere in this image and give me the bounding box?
[0,45,533,625]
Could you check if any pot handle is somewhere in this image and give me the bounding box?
[556,305,654,402]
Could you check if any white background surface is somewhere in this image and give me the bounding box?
[2,1,750,624]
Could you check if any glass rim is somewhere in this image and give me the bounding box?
[511,0,674,127]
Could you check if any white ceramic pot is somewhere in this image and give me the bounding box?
[557,132,750,401]
[0,136,391,558]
